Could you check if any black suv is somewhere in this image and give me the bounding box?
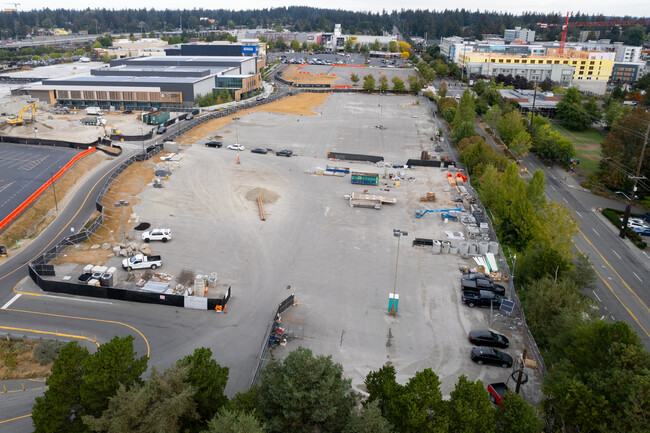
[205,140,222,148]
[461,278,506,296]
[461,290,505,308]
[470,347,513,368]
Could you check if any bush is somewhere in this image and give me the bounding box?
[33,339,66,365]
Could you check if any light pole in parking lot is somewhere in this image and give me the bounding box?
[233,117,240,144]
[139,127,145,156]
[389,229,408,313]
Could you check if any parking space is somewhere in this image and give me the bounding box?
[82,92,541,398]
[0,143,82,222]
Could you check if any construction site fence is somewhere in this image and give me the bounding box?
[0,134,96,149]
[406,159,456,168]
[251,293,295,387]
[327,151,384,163]
[424,95,547,376]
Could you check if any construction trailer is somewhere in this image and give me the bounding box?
[142,111,170,125]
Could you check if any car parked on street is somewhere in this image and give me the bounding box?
[205,140,222,148]
[470,347,513,368]
[251,147,268,154]
[276,149,293,157]
[227,144,244,151]
[156,124,167,134]
[468,330,509,348]
[185,113,194,120]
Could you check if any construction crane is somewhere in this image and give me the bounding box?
[3,2,20,12]
[7,102,36,125]
[538,13,650,54]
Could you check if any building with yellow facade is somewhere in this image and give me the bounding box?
[459,48,615,95]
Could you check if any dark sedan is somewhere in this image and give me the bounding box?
[470,347,513,368]
[276,149,293,157]
[251,147,268,154]
[468,330,509,348]
[205,140,222,148]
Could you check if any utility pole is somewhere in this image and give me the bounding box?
[529,78,538,132]
[620,122,650,238]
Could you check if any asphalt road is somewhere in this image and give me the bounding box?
[0,143,140,299]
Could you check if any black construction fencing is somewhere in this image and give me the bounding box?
[0,134,95,149]
[327,152,384,163]
[405,159,457,168]
[251,293,295,386]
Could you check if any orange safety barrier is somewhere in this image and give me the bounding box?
[0,147,96,231]
[334,85,351,88]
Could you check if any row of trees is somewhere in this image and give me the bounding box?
[33,337,542,433]
[445,81,650,429]
[352,74,422,93]
[4,8,647,43]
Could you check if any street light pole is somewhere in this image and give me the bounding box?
[139,127,145,157]
[619,122,649,239]
[50,172,58,212]
[391,228,408,312]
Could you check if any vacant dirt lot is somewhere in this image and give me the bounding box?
[175,93,330,145]
[281,65,341,85]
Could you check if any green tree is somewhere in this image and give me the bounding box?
[176,347,229,430]
[555,87,595,130]
[204,409,266,433]
[531,124,575,164]
[438,81,448,98]
[73,48,85,56]
[290,39,300,52]
[32,343,90,433]
[275,38,286,51]
[258,347,357,433]
[497,109,526,146]
[363,74,375,91]
[226,386,260,414]
[388,41,398,53]
[378,76,388,92]
[148,30,155,38]
[371,39,381,51]
[396,369,447,432]
[346,401,393,433]
[473,79,487,96]
[79,336,148,418]
[509,130,531,158]
[391,76,405,92]
[83,365,197,433]
[495,392,540,433]
[365,365,401,421]
[452,89,476,142]
[447,375,495,433]
[344,38,354,52]
[407,75,422,93]
[350,74,360,84]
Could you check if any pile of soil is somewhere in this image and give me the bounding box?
[245,187,280,204]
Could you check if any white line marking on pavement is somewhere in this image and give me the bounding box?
[592,228,600,236]
[576,211,582,218]
[562,196,568,203]
[1,293,21,310]
[593,290,602,302]
[644,252,650,259]
[632,272,642,282]
[43,294,113,305]
[550,185,556,191]
[612,250,621,259]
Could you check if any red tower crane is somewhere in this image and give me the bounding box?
[537,12,650,54]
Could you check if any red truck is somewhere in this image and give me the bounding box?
[487,382,509,407]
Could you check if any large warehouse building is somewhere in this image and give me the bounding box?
[24,55,261,108]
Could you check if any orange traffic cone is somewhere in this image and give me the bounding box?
[236,155,240,165]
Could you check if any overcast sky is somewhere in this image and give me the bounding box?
[22,1,650,17]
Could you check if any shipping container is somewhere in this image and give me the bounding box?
[351,172,379,186]
[142,111,170,125]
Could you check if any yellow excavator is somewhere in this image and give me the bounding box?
[102,124,122,136]
[7,102,37,125]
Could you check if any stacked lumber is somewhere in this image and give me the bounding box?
[419,192,436,202]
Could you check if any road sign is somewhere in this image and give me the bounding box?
[500,299,515,314]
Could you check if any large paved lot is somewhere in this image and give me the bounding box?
[102,92,541,400]
[297,64,415,86]
[0,143,82,222]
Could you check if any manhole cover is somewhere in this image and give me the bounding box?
[134,222,151,231]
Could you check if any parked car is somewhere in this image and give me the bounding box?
[156,124,167,134]
[227,144,244,151]
[251,147,268,154]
[461,273,494,283]
[205,140,222,148]
[185,112,194,120]
[631,225,650,236]
[461,290,505,308]
[470,347,513,368]
[276,149,293,157]
[461,279,506,296]
[0,245,7,258]
[141,228,172,243]
[468,330,509,348]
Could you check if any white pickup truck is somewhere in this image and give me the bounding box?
[122,254,162,271]
[141,228,172,243]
